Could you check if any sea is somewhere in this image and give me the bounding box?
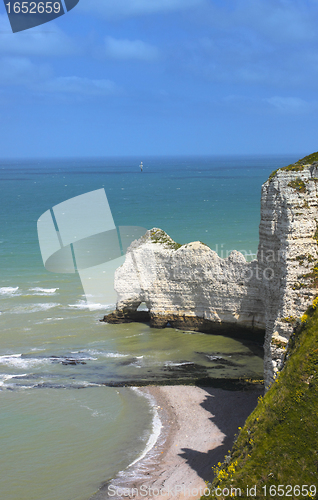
[0,154,301,500]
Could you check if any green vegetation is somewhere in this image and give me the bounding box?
[300,264,318,288]
[294,254,315,265]
[297,151,318,165]
[296,254,307,265]
[314,222,318,243]
[271,337,287,350]
[292,281,307,290]
[202,299,318,500]
[280,316,297,324]
[268,163,304,181]
[288,178,307,193]
[150,228,182,250]
[296,232,318,286]
[268,151,318,181]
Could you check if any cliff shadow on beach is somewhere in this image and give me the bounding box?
[178,387,261,483]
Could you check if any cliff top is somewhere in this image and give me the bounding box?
[269,151,318,180]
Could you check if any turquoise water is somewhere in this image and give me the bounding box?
[0,155,299,499]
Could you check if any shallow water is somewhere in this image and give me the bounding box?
[0,387,154,500]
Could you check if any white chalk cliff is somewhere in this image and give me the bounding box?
[104,154,318,388]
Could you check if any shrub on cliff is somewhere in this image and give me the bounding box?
[202,300,318,500]
[268,151,318,180]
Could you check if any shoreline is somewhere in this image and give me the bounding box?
[91,385,262,500]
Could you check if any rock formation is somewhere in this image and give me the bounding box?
[258,157,318,386]
[102,154,318,388]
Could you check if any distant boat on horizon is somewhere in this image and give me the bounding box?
[139,161,143,172]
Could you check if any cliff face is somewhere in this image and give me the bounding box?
[104,156,318,388]
[258,161,318,385]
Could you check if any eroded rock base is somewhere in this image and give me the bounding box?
[102,310,265,342]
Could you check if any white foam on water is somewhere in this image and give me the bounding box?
[0,354,50,369]
[128,388,162,468]
[0,286,20,296]
[11,303,61,314]
[70,351,98,361]
[29,287,59,295]
[3,383,37,391]
[35,316,64,325]
[0,374,20,386]
[67,300,112,311]
[124,333,145,339]
[90,303,114,311]
[129,358,144,368]
[79,404,108,417]
[87,350,129,358]
[104,352,129,358]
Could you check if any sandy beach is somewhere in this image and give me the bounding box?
[92,385,262,500]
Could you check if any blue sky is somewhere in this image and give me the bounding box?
[0,0,317,157]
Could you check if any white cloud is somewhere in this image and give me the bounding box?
[78,0,204,18]
[42,76,118,95]
[0,56,117,97]
[266,96,311,113]
[103,37,159,61]
[0,57,51,86]
[0,15,77,57]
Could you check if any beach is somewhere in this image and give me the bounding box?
[93,385,262,500]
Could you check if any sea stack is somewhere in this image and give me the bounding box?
[102,154,318,389]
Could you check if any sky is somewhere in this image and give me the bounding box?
[0,0,318,157]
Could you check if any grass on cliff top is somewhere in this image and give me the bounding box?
[269,151,318,181]
[150,228,182,250]
[202,300,318,500]
[149,228,211,250]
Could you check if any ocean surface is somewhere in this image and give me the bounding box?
[0,155,301,499]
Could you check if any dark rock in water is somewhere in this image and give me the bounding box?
[50,356,86,366]
[118,358,139,366]
[61,359,86,365]
[104,377,263,391]
[163,362,206,374]
[205,355,239,367]
[101,309,265,342]
[101,310,150,324]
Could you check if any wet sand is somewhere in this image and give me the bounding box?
[92,385,262,500]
